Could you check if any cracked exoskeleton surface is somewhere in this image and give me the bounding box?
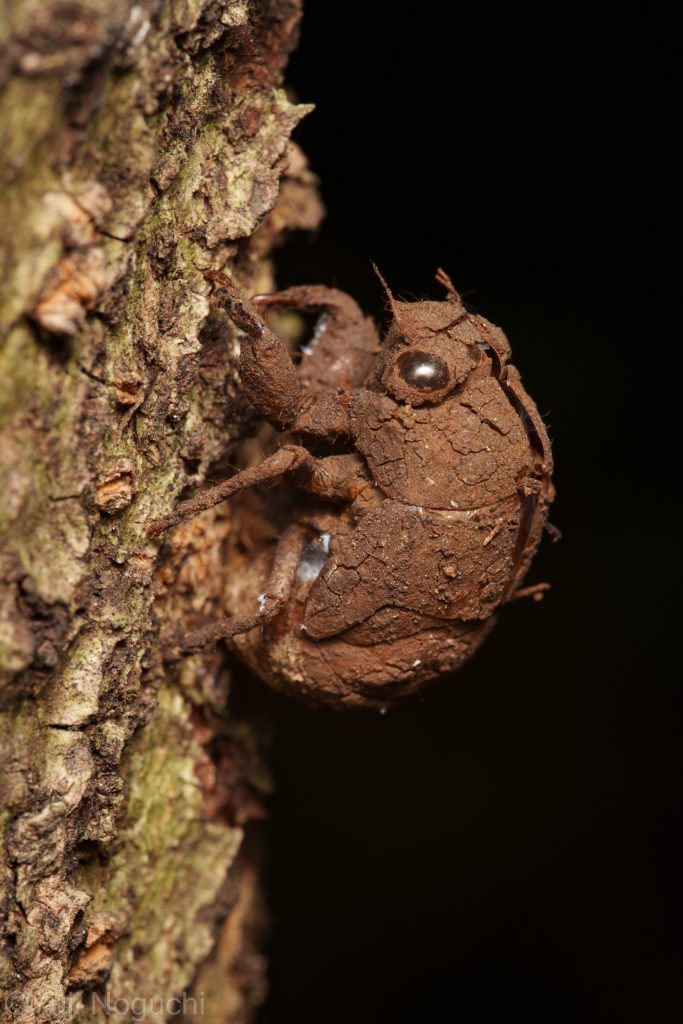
[155,270,554,708]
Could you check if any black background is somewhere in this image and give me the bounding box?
[251,4,681,1022]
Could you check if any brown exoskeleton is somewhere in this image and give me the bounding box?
[150,269,554,709]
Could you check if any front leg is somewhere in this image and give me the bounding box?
[253,284,379,390]
[206,270,301,429]
[208,272,355,440]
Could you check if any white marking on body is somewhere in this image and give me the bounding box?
[296,534,331,582]
[483,521,503,546]
[301,313,330,355]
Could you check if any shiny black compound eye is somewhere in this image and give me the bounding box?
[396,351,450,391]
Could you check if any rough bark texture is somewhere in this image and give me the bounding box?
[0,2,322,1020]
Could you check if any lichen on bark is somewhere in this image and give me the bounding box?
[0,2,321,1020]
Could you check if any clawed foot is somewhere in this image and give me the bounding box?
[204,269,266,336]
[161,612,262,663]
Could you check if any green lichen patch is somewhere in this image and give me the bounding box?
[74,686,242,1019]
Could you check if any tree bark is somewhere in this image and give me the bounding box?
[0,2,321,1020]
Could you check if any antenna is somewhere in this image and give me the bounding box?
[371,262,400,319]
[435,267,461,303]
